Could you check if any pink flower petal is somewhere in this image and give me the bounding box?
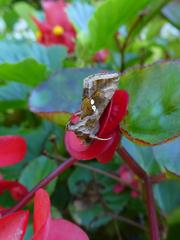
[0,210,29,240]
[0,136,26,167]
[92,49,109,63]
[33,189,50,239]
[48,219,89,240]
[33,189,89,240]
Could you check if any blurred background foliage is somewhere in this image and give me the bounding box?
[0,0,179,239]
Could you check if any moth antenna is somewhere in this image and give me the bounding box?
[90,135,112,141]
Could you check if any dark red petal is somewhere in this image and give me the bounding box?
[99,90,129,137]
[96,129,120,163]
[0,210,29,240]
[33,188,50,238]
[47,219,89,240]
[0,136,26,167]
[65,130,114,160]
[0,180,28,201]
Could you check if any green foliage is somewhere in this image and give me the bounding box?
[19,156,57,195]
[78,0,150,56]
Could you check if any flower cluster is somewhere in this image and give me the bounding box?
[114,164,140,198]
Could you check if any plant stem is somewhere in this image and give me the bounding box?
[117,144,160,240]
[144,177,160,240]
[2,157,77,217]
[117,145,147,179]
[44,152,140,192]
[115,11,146,73]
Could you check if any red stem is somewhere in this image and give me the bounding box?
[117,145,160,240]
[117,145,147,179]
[2,157,77,217]
[144,177,160,240]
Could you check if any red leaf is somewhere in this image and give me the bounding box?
[0,210,29,240]
[0,136,26,167]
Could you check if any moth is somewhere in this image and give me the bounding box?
[67,72,119,144]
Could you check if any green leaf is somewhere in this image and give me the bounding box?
[122,137,161,174]
[153,138,180,176]
[0,0,11,10]
[119,61,180,145]
[68,167,93,195]
[13,1,37,31]
[29,68,100,125]
[0,59,48,87]
[131,0,170,39]
[3,9,18,31]
[154,180,180,214]
[0,82,30,110]
[19,156,57,195]
[0,40,67,71]
[78,0,150,56]
[162,2,180,29]
[70,203,111,229]
[167,208,180,240]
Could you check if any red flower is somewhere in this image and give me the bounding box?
[0,136,26,167]
[33,188,89,240]
[33,0,76,53]
[0,180,28,201]
[92,49,109,63]
[0,210,29,240]
[65,90,129,163]
[114,165,140,198]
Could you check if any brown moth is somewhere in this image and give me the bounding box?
[67,72,119,144]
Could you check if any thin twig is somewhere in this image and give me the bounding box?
[115,11,147,72]
[144,177,160,240]
[44,152,141,191]
[2,157,77,217]
[93,172,146,232]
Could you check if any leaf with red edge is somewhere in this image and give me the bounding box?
[33,188,89,240]
[0,136,26,167]
[119,61,180,145]
[29,68,100,125]
[0,210,29,240]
